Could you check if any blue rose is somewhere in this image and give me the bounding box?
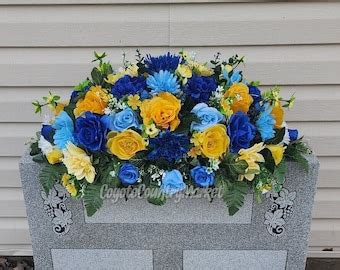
[161,170,186,195]
[118,163,140,186]
[223,69,242,86]
[190,166,215,188]
[52,111,75,149]
[101,108,140,132]
[191,103,225,132]
[227,111,256,153]
[74,112,106,152]
[248,85,262,104]
[41,124,54,143]
[288,129,298,141]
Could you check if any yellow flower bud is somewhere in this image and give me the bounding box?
[46,148,63,164]
[266,144,286,165]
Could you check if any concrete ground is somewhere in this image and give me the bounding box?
[0,256,339,269]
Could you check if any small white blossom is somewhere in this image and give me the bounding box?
[38,136,53,155]
[206,167,214,174]
[103,107,112,115]
[117,102,127,110]
[208,158,221,171]
[109,170,116,177]
[151,173,160,181]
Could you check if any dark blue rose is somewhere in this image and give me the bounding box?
[228,111,256,153]
[185,75,217,103]
[118,163,140,186]
[190,166,215,188]
[74,112,106,152]
[41,124,54,143]
[248,85,262,104]
[288,129,298,141]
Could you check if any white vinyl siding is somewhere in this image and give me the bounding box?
[0,1,339,258]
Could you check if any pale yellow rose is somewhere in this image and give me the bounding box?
[62,143,95,183]
[176,64,192,78]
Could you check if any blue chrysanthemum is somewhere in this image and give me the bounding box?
[185,75,217,103]
[144,53,180,73]
[146,70,180,95]
[256,103,276,141]
[147,131,189,162]
[111,75,147,99]
[52,111,75,150]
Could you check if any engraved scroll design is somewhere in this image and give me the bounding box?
[264,188,296,237]
[41,184,73,235]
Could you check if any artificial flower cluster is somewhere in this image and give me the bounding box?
[30,51,309,216]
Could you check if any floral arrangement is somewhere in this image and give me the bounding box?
[30,51,310,216]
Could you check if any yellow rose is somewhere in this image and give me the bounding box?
[74,86,109,117]
[223,83,253,113]
[188,61,213,76]
[140,92,181,131]
[176,64,192,78]
[46,148,63,164]
[62,143,96,183]
[266,144,286,165]
[271,101,284,128]
[198,124,230,159]
[107,129,147,160]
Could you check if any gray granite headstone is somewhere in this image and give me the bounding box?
[19,150,319,270]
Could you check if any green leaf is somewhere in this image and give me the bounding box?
[30,141,40,156]
[32,153,45,163]
[274,160,286,184]
[74,79,91,91]
[63,103,76,121]
[84,184,103,217]
[176,112,198,135]
[285,140,310,171]
[266,128,285,145]
[220,153,248,180]
[260,148,276,173]
[222,181,248,216]
[91,67,103,85]
[147,188,167,206]
[39,164,64,194]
